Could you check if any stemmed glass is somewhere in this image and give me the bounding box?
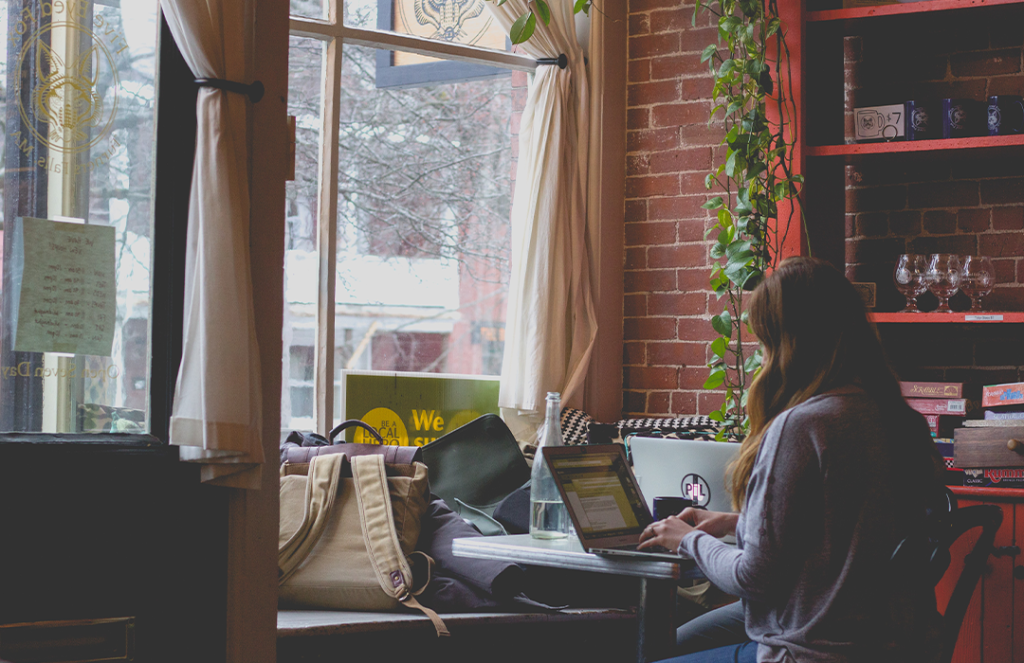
[925,253,962,313]
[961,255,995,312]
[893,254,929,313]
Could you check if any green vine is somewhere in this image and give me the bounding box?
[694,0,805,438]
[499,0,594,44]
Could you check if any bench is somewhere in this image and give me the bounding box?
[278,608,639,663]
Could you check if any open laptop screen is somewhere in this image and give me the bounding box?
[545,445,652,542]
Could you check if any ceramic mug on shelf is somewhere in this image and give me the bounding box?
[942,98,981,139]
[905,99,938,141]
[988,95,1024,136]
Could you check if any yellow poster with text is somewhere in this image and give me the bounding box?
[343,371,500,447]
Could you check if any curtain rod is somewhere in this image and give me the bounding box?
[535,54,568,69]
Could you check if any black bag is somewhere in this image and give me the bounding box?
[420,414,531,536]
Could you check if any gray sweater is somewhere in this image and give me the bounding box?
[679,386,940,662]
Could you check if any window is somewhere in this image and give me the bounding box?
[0,0,164,436]
[285,0,539,432]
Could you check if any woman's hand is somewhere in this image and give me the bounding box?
[637,509,740,552]
[637,515,695,552]
[679,508,739,539]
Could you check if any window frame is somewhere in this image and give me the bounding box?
[289,1,542,433]
[0,13,192,448]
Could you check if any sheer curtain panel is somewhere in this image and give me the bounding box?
[163,0,265,488]
[488,0,597,433]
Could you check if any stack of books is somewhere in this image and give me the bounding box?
[955,381,1024,488]
[981,381,1024,420]
[900,381,965,475]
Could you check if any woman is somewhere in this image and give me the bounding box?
[638,257,945,663]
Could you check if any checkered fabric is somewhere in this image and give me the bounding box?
[615,416,721,440]
[560,407,592,446]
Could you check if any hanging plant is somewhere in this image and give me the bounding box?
[497,0,594,44]
[695,0,805,438]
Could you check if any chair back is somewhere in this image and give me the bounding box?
[934,504,1003,662]
[890,494,1003,663]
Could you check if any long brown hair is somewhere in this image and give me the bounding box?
[728,257,935,509]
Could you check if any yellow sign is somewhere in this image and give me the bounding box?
[356,407,410,445]
[344,371,500,446]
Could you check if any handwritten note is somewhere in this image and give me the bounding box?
[14,217,116,356]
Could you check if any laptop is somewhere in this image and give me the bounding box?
[629,437,739,516]
[541,444,685,562]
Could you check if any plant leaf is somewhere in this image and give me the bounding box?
[534,0,551,25]
[711,314,731,337]
[701,43,718,63]
[510,12,536,44]
[703,196,724,210]
[703,371,726,390]
[574,0,590,13]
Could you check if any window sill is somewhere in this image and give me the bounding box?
[0,435,177,460]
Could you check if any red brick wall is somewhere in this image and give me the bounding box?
[623,1,1024,418]
[624,0,720,417]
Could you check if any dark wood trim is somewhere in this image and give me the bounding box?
[148,16,198,443]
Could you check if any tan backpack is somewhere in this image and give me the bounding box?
[278,453,449,636]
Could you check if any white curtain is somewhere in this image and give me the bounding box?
[163,0,264,489]
[489,0,598,438]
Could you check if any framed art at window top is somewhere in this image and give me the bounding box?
[374,0,511,88]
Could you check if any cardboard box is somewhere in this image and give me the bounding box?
[963,468,1024,488]
[900,381,963,399]
[982,382,1024,408]
[907,398,967,415]
[924,414,963,438]
[984,407,1024,420]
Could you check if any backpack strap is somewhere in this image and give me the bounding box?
[278,453,344,584]
[351,455,450,637]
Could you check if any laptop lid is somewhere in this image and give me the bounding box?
[542,444,655,551]
[629,437,739,514]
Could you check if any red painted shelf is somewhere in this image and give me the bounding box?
[806,134,1024,158]
[950,485,1024,500]
[871,312,1024,323]
[807,0,1024,22]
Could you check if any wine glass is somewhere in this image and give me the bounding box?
[961,255,995,312]
[893,254,929,313]
[925,253,962,313]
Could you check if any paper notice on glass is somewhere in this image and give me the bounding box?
[13,217,116,356]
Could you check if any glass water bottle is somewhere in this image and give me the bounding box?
[529,392,571,539]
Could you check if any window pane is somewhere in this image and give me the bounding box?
[345,0,509,61]
[283,36,324,433]
[332,44,511,426]
[0,0,158,433]
[291,0,325,20]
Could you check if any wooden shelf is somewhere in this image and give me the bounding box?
[950,485,1024,500]
[871,312,1024,323]
[807,0,1024,22]
[806,134,1024,158]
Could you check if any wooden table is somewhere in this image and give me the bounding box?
[453,534,701,663]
